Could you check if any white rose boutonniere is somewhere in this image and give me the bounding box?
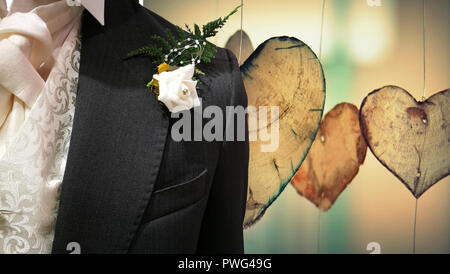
[126,6,241,113]
[153,64,200,113]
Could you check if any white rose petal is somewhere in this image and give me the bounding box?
[153,64,200,113]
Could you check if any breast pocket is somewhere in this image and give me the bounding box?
[141,169,208,223]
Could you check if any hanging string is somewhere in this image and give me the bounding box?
[316,0,326,254]
[238,0,244,64]
[215,0,220,45]
[317,196,322,254]
[421,0,426,101]
[412,0,426,254]
[413,198,418,254]
[318,0,326,60]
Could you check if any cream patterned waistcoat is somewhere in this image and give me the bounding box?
[0,23,80,254]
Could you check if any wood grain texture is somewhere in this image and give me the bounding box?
[291,103,367,211]
[359,86,450,198]
[243,36,325,227]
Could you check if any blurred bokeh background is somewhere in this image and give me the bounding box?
[145,0,449,254]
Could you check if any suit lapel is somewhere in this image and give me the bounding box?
[52,1,170,253]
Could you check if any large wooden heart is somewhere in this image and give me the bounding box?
[243,36,325,227]
[359,86,450,198]
[291,103,367,211]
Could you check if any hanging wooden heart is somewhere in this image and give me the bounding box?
[291,103,367,211]
[225,30,254,66]
[243,36,325,227]
[359,86,450,198]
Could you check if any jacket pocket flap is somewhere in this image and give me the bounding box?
[142,169,208,223]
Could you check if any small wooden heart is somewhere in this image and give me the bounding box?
[243,36,325,227]
[359,86,450,198]
[291,103,367,211]
[225,30,254,66]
